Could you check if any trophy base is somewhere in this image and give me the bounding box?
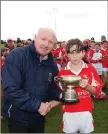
[61,99,79,103]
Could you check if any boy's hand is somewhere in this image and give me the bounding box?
[79,75,89,88]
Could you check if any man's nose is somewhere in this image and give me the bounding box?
[44,40,50,46]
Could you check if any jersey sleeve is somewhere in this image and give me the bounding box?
[88,65,104,97]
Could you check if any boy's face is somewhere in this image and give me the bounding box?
[102,42,108,49]
[95,45,100,50]
[61,41,67,49]
[67,45,85,65]
[17,42,23,47]
[90,42,95,49]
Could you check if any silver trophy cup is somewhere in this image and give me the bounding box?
[55,75,81,103]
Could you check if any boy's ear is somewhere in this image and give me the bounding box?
[67,53,71,59]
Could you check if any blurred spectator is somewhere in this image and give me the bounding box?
[24,41,30,47]
[1,47,10,98]
[52,42,62,70]
[5,38,15,50]
[60,41,68,67]
[90,43,103,77]
[101,41,108,91]
[27,39,32,45]
[83,39,90,50]
[17,38,21,41]
[16,40,23,48]
[1,47,10,68]
[84,41,95,63]
[101,35,106,42]
[91,37,95,41]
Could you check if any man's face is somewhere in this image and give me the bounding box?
[67,45,85,65]
[34,30,56,56]
[7,41,14,48]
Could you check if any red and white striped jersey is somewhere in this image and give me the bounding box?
[58,61,103,113]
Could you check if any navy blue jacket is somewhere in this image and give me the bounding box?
[1,41,62,125]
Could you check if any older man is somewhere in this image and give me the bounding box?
[2,28,62,133]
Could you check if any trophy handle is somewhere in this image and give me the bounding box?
[54,76,64,91]
[54,76,60,83]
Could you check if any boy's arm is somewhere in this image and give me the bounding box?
[85,84,96,95]
[79,75,96,95]
[79,65,103,96]
[49,100,62,109]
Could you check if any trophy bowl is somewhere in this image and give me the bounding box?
[56,75,81,103]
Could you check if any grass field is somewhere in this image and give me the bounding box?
[1,91,108,133]
[0,44,5,49]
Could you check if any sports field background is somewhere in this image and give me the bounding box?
[1,92,108,133]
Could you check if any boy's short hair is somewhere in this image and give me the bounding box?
[101,40,108,44]
[95,42,100,46]
[66,38,84,53]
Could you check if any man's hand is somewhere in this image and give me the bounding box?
[38,102,51,116]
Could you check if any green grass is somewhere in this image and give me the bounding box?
[1,92,108,133]
[0,44,4,48]
[45,94,108,133]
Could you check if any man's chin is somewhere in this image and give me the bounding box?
[40,52,48,57]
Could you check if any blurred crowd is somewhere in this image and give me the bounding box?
[1,36,108,95]
[1,38,32,66]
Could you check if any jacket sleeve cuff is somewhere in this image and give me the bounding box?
[34,99,41,112]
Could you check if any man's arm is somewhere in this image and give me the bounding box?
[47,59,62,101]
[2,50,42,112]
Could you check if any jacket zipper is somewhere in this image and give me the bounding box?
[8,104,12,118]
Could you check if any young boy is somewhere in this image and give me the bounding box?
[57,38,104,133]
